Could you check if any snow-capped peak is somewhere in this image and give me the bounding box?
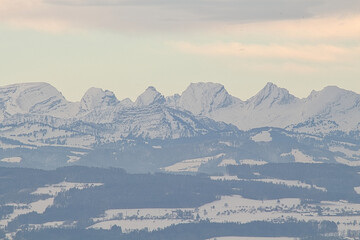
[307,86,353,101]
[119,98,134,108]
[177,82,239,115]
[0,82,72,116]
[80,87,119,112]
[135,86,165,107]
[247,82,298,108]
[300,85,360,123]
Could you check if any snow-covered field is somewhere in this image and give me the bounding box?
[218,159,238,167]
[219,141,233,147]
[89,195,360,234]
[0,199,55,229]
[282,149,318,163]
[0,157,22,163]
[248,178,326,192]
[71,151,88,156]
[211,175,241,181]
[67,155,81,163]
[31,181,103,196]
[335,156,360,167]
[0,181,103,229]
[210,176,326,192]
[329,145,360,158]
[162,153,225,172]
[28,221,77,231]
[90,219,191,232]
[251,131,272,142]
[239,159,268,165]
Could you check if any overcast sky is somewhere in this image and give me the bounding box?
[0,0,359,101]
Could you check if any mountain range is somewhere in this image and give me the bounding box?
[0,82,359,172]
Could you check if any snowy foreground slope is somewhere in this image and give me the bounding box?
[0,82,359,171]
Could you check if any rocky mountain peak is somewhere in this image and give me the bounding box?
[177,82,238,115]
[80,87,119,112]
[135,86,165,107]
[248,82,297,108]
[0,82,70,116]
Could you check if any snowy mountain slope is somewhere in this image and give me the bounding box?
[287,86,360,133]
[0,82,79,118]
[81,105,235,141]
[174,82,242,115]
[0,82,359,171]
[135,86,165,107]
[203,83,302,130]
[0,83,234,143]
[172,82,360,134]
[2,82,359,135]
[78,87,120,114]
[1,125,359,172]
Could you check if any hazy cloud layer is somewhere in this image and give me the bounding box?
[1,0,360,32]
[173,42,357,62]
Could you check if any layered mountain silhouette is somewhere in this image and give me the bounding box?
[0,82,359,171]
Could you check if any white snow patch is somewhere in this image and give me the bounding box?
[0,199,54,229]
[335,157,360,167]
[90,208,194,232]
[251,131,272,142]
[329,146,360,158]
[287,149,317,163]
[28,221,77,230]
[280,152,291,157]
[0,182,103,229]
[31,181,103,196]
[90,219,190,232]
[218,159,238,167]
[239,159,267,165]
[211,176,326,191]
[71,151,87,156]
[249,178,326,192]
[67,155,81,163]
[163,153,225,172]
[211,175,241,181]
[219,141,232,147]
[0,141,35,150]
[92,208,194,223]
[30,198,55,214]
[1,157,22,163]
[89,195,360,234]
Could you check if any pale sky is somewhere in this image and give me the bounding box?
[0,0,359,101]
